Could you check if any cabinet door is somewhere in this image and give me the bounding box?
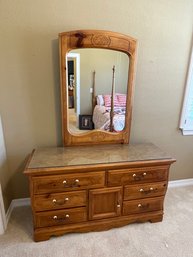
[89,187,122,220]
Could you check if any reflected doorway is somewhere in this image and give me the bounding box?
[67,53,80,132]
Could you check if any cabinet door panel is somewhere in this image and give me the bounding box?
[89,187,122,220]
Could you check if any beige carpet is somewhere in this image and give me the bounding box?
[0,186,193,257]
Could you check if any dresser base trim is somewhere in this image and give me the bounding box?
[34,211,163,242]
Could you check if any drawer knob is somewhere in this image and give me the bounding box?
[53,214,69,220]
[52,199,57,203]
[143,172,147,176]
[133,174,136,177]
[139,188,144,192]
[63,180,67,184]
[75,179,79,183]
[138,204,142,208]
[150,187,154,191]
[65,197,69,201]
[117,204,121,208]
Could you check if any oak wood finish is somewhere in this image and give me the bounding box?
[35,207,87,228]
[107,166,169,186]
[33,190,87,211]
[59,30,137,146]
[124,181,167,200]
[32,171,105,194]
[24,144,175,242]
[89,187,122,220]
[122,196,164,215]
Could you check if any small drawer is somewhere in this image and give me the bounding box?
[33,190,87,211]
[33,171,105,194]
[108,166,168,186]
[35,207,87,228]
[124,182,167,200]
[123,196,164,216]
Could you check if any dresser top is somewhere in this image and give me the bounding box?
[27,143,174,169]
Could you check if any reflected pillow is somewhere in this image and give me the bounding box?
[104,95,119,107]
[96,95,104,106]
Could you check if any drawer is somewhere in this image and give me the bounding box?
[123,196,164,215]
[124,182,167,200]
[33,171,105,194]
[33,190,87,211]
[35,207,87,228]
[108,166,168,186]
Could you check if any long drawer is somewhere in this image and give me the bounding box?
[35,207,87,228]
[123,196,164,215]
[108,166,168,186]
[33,171,105,194]
[33,190,87,211]
[124,182,167,200]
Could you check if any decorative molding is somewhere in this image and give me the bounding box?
[92,34,111,46]
[168,178,193,188]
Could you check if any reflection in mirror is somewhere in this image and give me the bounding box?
[67,49,129,134]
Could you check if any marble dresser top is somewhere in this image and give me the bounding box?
[28,143,173,169]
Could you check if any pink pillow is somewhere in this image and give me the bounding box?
[103,95,119,107]
[117,94,126,107]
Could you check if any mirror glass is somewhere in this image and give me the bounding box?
[67,48,129,134]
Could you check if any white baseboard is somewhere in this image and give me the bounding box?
[0,184,7,235]
[169,178,193,188]
[6,197,30,226]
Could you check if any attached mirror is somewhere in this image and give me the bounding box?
[67,49,129,134]
[59,30,137,146]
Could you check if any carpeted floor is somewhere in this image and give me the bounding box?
[0,186,193,257]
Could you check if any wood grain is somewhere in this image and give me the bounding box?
[59,30,137,146]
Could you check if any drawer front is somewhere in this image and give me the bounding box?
[33,190,87,211]
[108,166,168,186]
[33,171,105,194]
[124,182,167,200]
[123,196,164,215]
[35,207,87,228]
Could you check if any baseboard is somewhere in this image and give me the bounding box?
[0,184,7,235]
[168,178,193,188]
[6,197,30,226]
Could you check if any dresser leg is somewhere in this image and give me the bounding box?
[150,215,163,223]
[34,232,51,242]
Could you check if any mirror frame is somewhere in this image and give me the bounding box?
[59,30,137,146]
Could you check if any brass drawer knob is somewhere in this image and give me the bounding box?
[139,188,144,192]
[53,215,58,219]
[150,187,154,191]
[143,172,147,176]
[63,180,67,184]
[117,204,121,208]
[65,197,69,201]
[75,179,79,183]
[138,204,142,208]
[52,199,57,203]
[133,174,136,177]
[65,214,70,218]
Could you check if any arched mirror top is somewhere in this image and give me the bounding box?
[59,30,137,146]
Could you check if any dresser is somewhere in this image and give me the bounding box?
[24,143,175,242]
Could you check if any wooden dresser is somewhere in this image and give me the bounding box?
[24,143,175,242]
